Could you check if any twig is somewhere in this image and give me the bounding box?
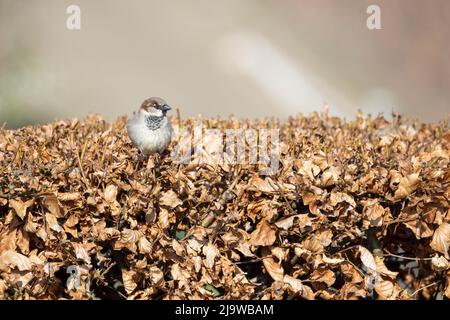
[176,108,182,128]
[234,257,268,265]
[76,139,90,188]
[332,245,358,256]
[201,168,243,227]
[383,249,433,261]
[384,216,419,226]
[411,281,440,297]
[275,181,296,215]
[344,254,365,277]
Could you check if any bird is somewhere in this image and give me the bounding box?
[127,97,173,160]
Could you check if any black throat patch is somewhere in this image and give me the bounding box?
[145,115,164,130]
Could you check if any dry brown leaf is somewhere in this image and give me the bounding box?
[9,198,34,220]
[235,242,255,257]
[249,219,276,247]
[0,250,32,272]
[45,212,64,233]
[0,229,17,252]
[0,279,6,298]
[24,213,38,234]
[248,175,279,193]
[72,243,91,265]
[122,269,139,295]
[430,223,450,259]
[43,195,63,218]
[0,109,447,300]
[374,256,398,279]
[393,173,420,200]
[158,208,170,229]
[138,236,152,254]
[431,255,449,271]
[275,214,311,230]
[270,247,288,263]
[203,243,220,269]
[374,279,399,300]
[171,263,191,284]
[118,229,141,253]
[329,192,356,207]
[297,160,321,180]
[159,190,182,208]
[262,256,284,282]
[316,228,333,247]
[362,199,386,227]
[311,268,336,286]
[58,192,81,201]
[404,218,434,239]
[283,274,315,300]
[321,166,340,187]
[445,276,450,299]
[104,184,118,203]
[301,237,324,255]
[148,266,164,286]
[359,246,377,273]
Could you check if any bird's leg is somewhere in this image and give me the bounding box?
[138,152,148,162]
[152,153,161,182]
[155,153,161,167]
[134,151,147,171]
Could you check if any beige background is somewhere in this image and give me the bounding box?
[0,0,449,128]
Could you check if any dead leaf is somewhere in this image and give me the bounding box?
[43,195,63,218]
[104,184,118,203]
[248,175,279,193]
[122,269,139,295]
[301,237,324,255]
[45,212,64,233]
[430,223,450,259]
[374,256,398,279]
[249,219,276,246]
[321,166,340,187]
[138,236,152,254]
[341,262,364,283]
[297,160,321,180]
[159,190,182,208]
[158,208,170,229]
[58,192,81,201]
[393,173,420,200]
[362,199,386,227]
[374,279,399,300]
[9,198,34,220]
[262,256,284,282]
[72,243,91,265]
[431,255,449,271]
[203,243,220,269]
[311,268,336,286]
[275,214,311,230]
[0,250,32,272]
[359,246,377,273]
[148,266,164,286]
[283,274,315,299]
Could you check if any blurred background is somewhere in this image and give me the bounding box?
[0,0,449,128]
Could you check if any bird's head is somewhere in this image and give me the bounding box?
[139,97,171,117]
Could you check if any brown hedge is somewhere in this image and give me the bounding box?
[0,112,449,300]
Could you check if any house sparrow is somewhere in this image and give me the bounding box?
[127,97,173,158]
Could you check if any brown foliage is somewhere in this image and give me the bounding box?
[0,112,449,300]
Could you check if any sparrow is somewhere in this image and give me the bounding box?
[127,97,173,159]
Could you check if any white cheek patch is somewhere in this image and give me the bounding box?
[148,108,163,117]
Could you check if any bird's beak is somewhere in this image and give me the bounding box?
[161,104,171,111]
